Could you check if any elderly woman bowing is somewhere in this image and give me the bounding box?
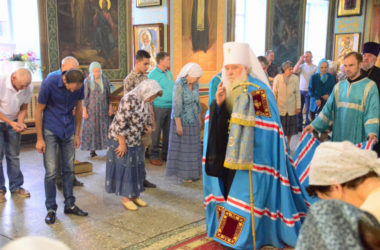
[106,79,162,211]
[165,63,203,183]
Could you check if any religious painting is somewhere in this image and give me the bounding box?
[338,0,362,17]
[136,0,161,8]
[42,0,127,80]
[133,23,164,71]
[266,0,306,65]
[364,0,380,43]
[172,0,225,84]
[334,33,360,63]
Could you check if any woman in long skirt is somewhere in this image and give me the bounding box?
[166,63,203,183]
[272,61,301,148]
[106,79,162,211]
[81,62,113,158]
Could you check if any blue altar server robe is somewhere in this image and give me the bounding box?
[311,77,379,144]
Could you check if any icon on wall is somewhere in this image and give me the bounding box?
[136,0,161,8]
[337,0,362,17]
[133,23,164,71]
[334,33,361,63]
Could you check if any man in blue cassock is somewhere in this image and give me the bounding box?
[203,42,309,249]
[305,51,379,144]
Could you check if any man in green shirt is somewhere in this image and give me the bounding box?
[148,52,175,166]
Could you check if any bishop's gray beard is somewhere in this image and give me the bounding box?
[225,73,247,114]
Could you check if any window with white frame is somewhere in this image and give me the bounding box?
[304,0,329,64]
[0,0,42,81]
[234,0,267,57]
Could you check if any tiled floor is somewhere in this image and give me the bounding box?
[0,142,205,249]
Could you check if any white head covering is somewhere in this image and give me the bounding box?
[222,42,270,87]
[309,141,380,186]
[176,63,203,81]
[2,236,70,250]
[128,79,163,101]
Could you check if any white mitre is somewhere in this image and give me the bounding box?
[222,42,270,87]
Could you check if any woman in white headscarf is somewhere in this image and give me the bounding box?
[106,79,162,211]
[165,63,203,183]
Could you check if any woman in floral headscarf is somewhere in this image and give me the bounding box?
[81,62,113,158]
[106,79,162,211]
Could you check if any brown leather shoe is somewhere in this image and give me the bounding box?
[11,187,30,198]
[0,190,6,202]
[150,159,163,166]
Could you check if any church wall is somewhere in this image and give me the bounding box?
[130,0,234,110]
[332,0,380,66]
[131,0,170,52]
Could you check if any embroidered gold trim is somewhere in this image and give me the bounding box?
[334,83,340,104]
[365,118,379,125]
[224,160,253,170]
[216,205,224,221]
[361,81,375,109]
[320,113,333,126]
[337,102,363,112]
[230,117,256,127]
[251,89,271,117]
[215,209,245,246]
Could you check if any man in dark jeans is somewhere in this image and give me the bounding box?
[148,52,175,166]
[35,56,88,225]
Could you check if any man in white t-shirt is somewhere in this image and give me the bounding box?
[0,68,33,202]
[293,51,317,131]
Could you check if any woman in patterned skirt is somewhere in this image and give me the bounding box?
[106,79,162,211]
[166,63,203,183]
[81,62,113,158]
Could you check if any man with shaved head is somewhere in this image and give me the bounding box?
[0,68,33,202]
[54,57,84,189]
[35,56,88,224]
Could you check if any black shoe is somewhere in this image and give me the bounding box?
[90,151,98,158]
[143,179,156,188]
[64,205,88,216]
[45,211,56,224]
[73,178,84,187]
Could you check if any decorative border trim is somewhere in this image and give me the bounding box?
[215,209,245,246]
[216,205,224,221]
[251,89,271,118]
[45,0,127,80]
